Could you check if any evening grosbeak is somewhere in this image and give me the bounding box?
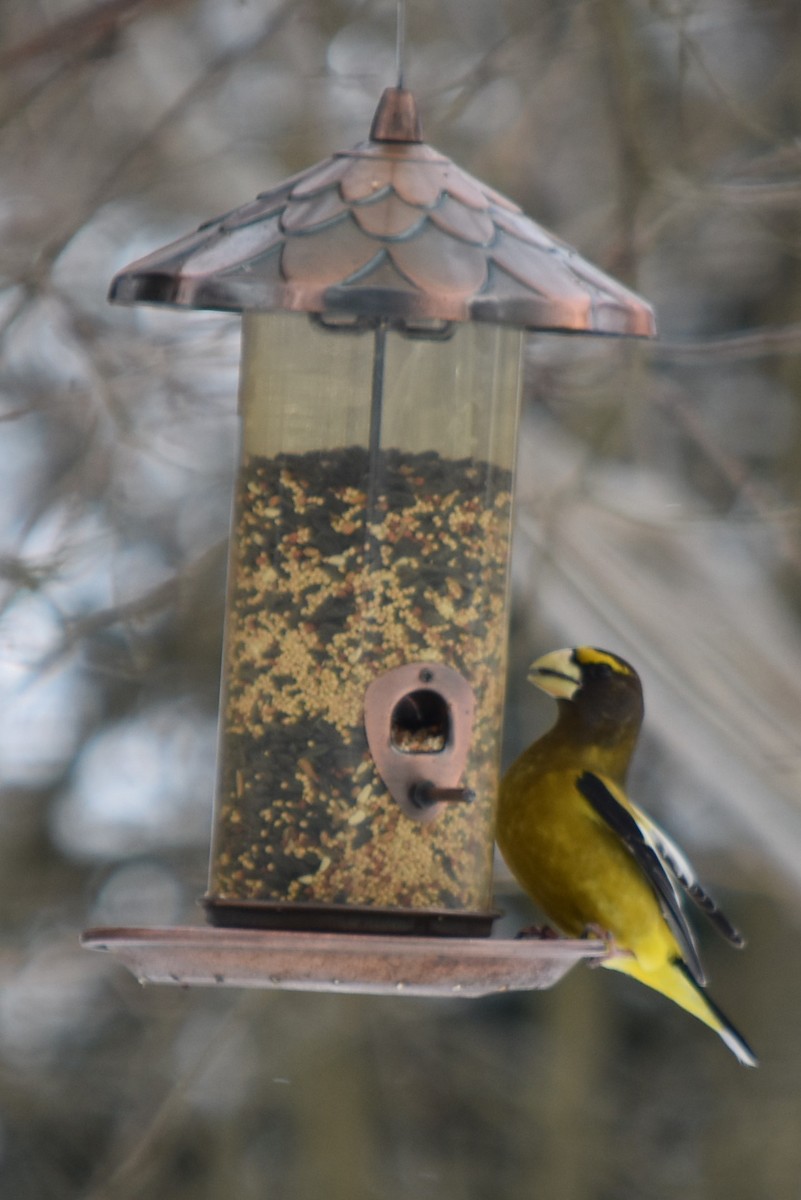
[497,646,756,1066]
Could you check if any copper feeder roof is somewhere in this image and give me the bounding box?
[110,88,656,337]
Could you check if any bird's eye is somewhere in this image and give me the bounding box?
[589,662,613,679]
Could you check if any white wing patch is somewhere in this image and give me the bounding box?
[631,804,745,948]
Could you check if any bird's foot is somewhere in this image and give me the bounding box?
[515,924,561,941]
[581,924,633,967]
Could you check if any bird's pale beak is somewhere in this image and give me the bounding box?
[527,648,582,700]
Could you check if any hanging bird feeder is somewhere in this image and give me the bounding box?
[82,83,654,995]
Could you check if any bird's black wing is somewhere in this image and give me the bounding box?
[576,771,706,986]
[630,805,745,948]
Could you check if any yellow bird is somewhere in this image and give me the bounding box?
[497,646,757,1067]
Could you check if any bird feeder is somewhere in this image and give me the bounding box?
[83,86,653,994]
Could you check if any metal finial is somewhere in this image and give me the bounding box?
[395,0,406,89]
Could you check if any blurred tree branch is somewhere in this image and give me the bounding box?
[0,0,177,71]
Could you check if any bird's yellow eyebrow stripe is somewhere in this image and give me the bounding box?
[574,647,634,675]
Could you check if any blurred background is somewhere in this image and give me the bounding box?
[2,0,801,1196]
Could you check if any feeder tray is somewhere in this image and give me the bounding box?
[81,927,606,995]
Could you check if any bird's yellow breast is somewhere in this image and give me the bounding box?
[497,756,676,968]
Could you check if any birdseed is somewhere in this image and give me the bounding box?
[209,446,513,915]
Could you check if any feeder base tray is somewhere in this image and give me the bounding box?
[81,926,605,996]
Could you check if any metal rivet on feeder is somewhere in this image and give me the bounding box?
[83,75,654,994]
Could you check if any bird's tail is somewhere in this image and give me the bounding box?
[602,954,758,1067]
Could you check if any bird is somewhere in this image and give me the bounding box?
[497,645,757,1067]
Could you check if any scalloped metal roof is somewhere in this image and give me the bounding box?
[109,88,655,337]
